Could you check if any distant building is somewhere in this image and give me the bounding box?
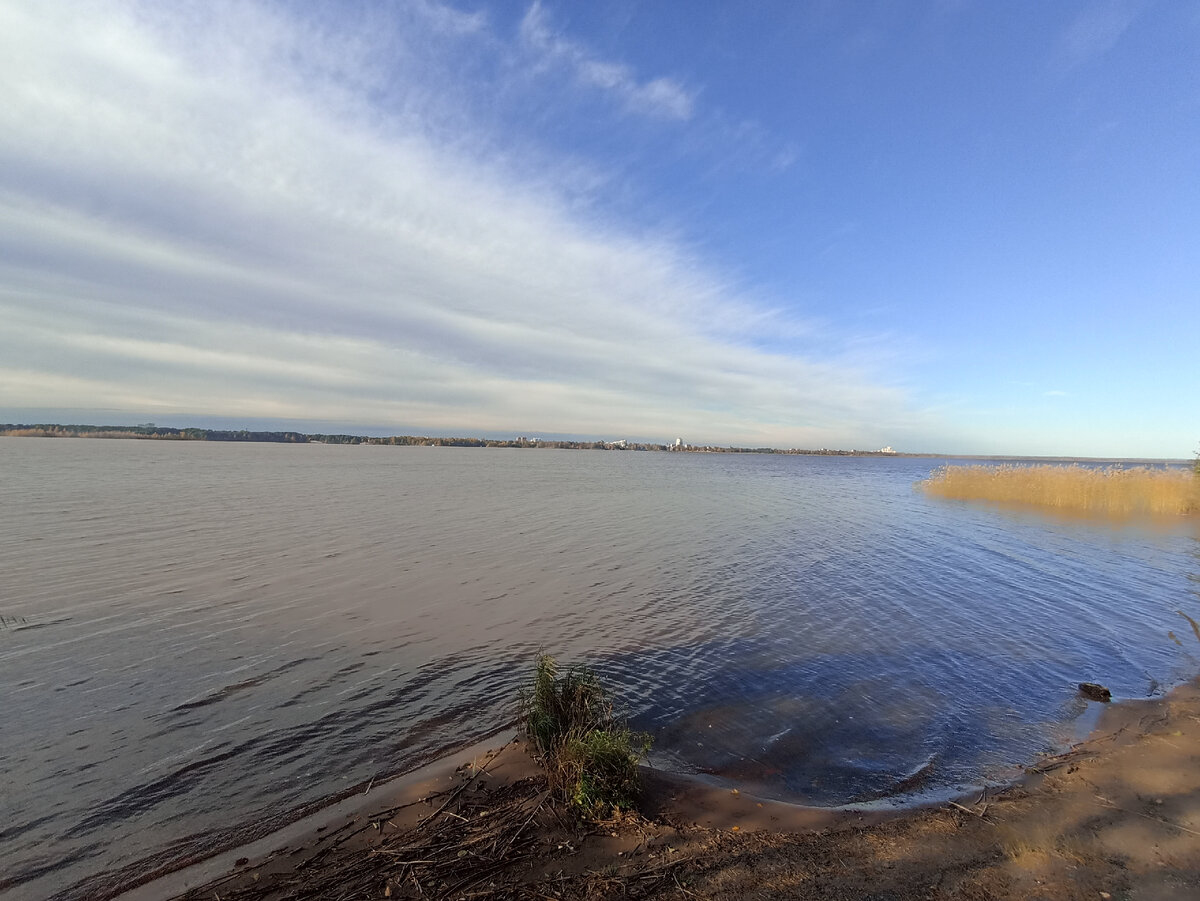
[674,438,682,448]
[879,446,896,454]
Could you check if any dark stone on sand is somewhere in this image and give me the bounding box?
[1079,682,1112,702]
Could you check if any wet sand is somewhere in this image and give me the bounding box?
[120,678,1200,901]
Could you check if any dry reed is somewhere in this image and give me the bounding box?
[919,464,1200,516]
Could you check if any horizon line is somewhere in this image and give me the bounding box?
[0,421,1190,464]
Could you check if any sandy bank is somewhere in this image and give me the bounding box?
[120,679,1200,900]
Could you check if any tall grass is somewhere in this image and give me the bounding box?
[519,654,651,817]
[919,464,1200,516]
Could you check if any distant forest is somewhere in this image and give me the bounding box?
[0,423,901,456]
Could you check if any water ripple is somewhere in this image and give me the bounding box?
[0,441,1195,899]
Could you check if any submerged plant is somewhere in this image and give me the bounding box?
[519,654,651,817]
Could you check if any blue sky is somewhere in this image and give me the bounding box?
[1,0,1197,456]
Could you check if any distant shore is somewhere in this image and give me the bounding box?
[111,678,1200,901]
[0,423,1187,464]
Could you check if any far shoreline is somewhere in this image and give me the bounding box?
[0,423,1188,464]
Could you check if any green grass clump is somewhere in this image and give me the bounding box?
[519,654,651,817]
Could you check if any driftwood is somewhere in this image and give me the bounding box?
[177,745,683,901]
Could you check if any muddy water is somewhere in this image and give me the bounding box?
[1,439,1197,899]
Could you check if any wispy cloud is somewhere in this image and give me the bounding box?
[0,0,931,447]
[518,2,695,121]
[1056,1,1141,69]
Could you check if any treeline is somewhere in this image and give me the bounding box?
[0,423,900,456]
[0,424,308,442]
[0,425,667,449]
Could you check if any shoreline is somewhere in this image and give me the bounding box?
[113,678,1200,900]
[114,731,884,901]
[111,731,520,901]
[2,426,1190,465]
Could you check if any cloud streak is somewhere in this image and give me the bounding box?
[0,0,931,447]
[518,2,695,121]
[1056,1,1141,69]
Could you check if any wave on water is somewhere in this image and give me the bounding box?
[1,441,1196,899]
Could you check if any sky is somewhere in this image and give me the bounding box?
[1,0,1197,457]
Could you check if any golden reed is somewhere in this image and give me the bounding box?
[919,464,1200,516]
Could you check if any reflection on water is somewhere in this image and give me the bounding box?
[0,440,1197,899]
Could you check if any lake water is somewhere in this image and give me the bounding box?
[2,439,1198,899]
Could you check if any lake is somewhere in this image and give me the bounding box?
[2,439,1197,899]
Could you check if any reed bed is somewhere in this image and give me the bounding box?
[919,464,1200,516]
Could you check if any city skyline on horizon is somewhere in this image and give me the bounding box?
[1,412,1193,462]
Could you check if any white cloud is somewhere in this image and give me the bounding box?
[518,2,695,121]
[0,0,933,448]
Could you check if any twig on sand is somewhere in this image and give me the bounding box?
[948,800,987,819]
[1096,801,1200,838]
[674,870,700,897]
[499,793,548,856]
[416,739,512,829]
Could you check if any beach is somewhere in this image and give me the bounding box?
[117,677,1200,901]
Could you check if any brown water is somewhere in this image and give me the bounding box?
[1,439,1197,899]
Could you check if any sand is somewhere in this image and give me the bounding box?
[117,679,1200,901]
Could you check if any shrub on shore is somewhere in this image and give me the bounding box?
[519,654,651,817]
[919,463,1200,516]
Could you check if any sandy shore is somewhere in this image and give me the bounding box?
[119,679,1200,901]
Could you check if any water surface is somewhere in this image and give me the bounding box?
[1,440,1197,899]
